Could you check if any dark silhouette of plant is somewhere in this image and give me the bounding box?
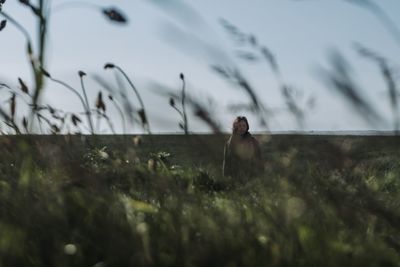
[108,94,126,134]
[318,50,386,128]
[104,63,151,135]
[21,116,28,133]
[0,105,20,134]
[9,92,16,123]
[180,73,189,134]
[112,71,135,125]
[71,113,81,126]
[218,19,312,129]
[95,91,115,134]
[0,0,5,10]
[78,71,94,134]
[43,68,95,134]
[0,0,128,134]
[210,65,271,128]
[18,77,29,95]
[0,11,35,88]
[354,43,400,133]
[344,0,400,47]
[0,19,6,30]
[154,83,221,134]
[52,2,128,24]
[102,8,127,23]
[169,73,189,134]
[92,75,134,134]
[0,83,10,89]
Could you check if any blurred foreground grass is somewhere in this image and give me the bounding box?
[1,134,400,267]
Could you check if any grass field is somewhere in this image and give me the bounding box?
[1,134,400,267]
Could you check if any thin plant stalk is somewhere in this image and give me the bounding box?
[38,0,48,69]
[355,44,399,133]
[0,12,37,127]
[382,63,400,134]
[171,104,184,118]
[96,110,101,133]
[110,65,151,134]
[109,96,127,134]
[0,11,33,46]
[0,107,21,134]
[101,112,116,134]
[94,109,115,134]
[1,9,47,132]
[37,113,60,134]
[36,113,44,134]
[116,65,148,129]
[30,0,49,130]
[345,0,400,47]
[180,74,189,134]
[79,74,95,134]
[48,77,94,134]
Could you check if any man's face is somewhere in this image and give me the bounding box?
[237,121,247,135]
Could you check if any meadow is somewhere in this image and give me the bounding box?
[1,134,400,266]
[2,1,400,266]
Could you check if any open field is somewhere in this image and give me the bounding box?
[2,1,400,266]
[1,134,400,266]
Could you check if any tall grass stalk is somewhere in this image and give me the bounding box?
[108,95,126,134]
[104,63,151,135]
[78,71,95,134]
[180,73,189,134]
[354,43,400,134]
[1,3,48,132]
[46,74,94,134]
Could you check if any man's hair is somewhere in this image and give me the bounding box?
[232,116,249,134]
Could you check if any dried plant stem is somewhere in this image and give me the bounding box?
[36,113,44,134]
[346,0,400,47]
[79,76,94,134]
[0,9,46,133]
[113,65,151,134]
[101,112,116,134]
[171,105,184,118]
[110,98,126,134]
[0,107,21,134]
[96,110,101,133]
[180,75,189,134]
[29,0,49,131]
[49,78,94,134]
[0,11,33,45]
[38,0,47,70]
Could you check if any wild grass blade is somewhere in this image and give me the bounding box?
[78,71,94,134]
[104,63,152,134]
[354,43,399,133]
[180,73,189,134]
[46,72,94,134]
[319,50,385,127]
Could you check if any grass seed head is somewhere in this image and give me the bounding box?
[96,91,106,112]
[104,63,115,69]
[0,20,7,31]
[169,97,175,107]
[102,8,127,24]
[18,77,29,94]
[78,70,86,77]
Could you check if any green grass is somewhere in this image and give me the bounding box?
[1,134,400,266]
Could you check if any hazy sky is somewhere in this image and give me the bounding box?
[1,0,400,133]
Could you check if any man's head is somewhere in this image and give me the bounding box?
[232,116,249,135]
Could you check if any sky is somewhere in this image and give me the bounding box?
[1,0,400,134]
